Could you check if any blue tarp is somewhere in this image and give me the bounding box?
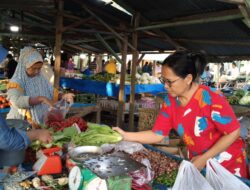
[60,77,166,99]
[0,45,8,64]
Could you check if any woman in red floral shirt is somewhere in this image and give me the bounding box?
[114,50,247,178]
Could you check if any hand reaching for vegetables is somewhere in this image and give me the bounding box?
[27,129,53,144]
[62,93,75,104]
[112,127,125,140]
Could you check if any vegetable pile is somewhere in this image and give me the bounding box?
[46,116,88,131]
[72,122,122,146]
[31,125,80,150]
[0,95,10,109]
[130,149,180,187]
[227,90,250,105]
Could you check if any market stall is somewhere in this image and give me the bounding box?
[60,77,165,100]
[1,120,250,190]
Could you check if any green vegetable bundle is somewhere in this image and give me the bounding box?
[31,125,80,150]
[72,122,122,146]
[154,169,178,187]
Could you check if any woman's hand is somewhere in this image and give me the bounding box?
[38,96,54,107]
[62,93,75,104]
[191,155,208,171]
[27,129,53,144]
[112,127,126,140]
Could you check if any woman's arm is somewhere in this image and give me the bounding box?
[0,116,52,151]
[192,128,240,170]
[113,127,164,144]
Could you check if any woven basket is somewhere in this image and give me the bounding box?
[138,108,158,131]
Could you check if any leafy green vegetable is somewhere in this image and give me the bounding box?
[239,96,250,105]
[72,122,122,146]
[234,89,245,99]
[154,169,178,187]
[31,125,79,150]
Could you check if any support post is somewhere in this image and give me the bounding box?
[54,0,63,101]
[128,13,140,131]
[117,35,128,127]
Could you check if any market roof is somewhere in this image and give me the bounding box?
[1,0,250,59]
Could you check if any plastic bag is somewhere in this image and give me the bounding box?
[101,141,145,155]
[172,160,214,190]
[206,158,250,190]
[44,99,72,123]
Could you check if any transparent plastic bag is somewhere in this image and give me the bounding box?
[172,160,214,190]
[44,99,72,123]
[206,158,250,190]
[101,141,145,155]
[115,141,146,154]
[129,159,154,188]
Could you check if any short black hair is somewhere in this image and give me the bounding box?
[6,54,13,59]
[162,50,207,81]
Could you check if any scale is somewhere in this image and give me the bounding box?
[33,147,62,175]
[82,152,144,179]
[68,166,107,190]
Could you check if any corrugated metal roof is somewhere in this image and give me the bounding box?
[1,0,250,59]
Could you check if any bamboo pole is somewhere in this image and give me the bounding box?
[54,0,63,101]
[117,36,128,127]
[128,13,140,131]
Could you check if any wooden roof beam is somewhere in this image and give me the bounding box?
[95,33,123,63]
[216,0,244,4]
[62,16,93,32]
[0,31,54,39]
[72,0,138,52]
[113,0,184,49]
[175,38,250,46]
[136,9,242,31]
[64,43,97,54]
[24,11,52,24]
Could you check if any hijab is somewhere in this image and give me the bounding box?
[10,47,54,124]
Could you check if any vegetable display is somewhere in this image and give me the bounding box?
[227,90,250,105]
[0,95,10,109]
[46,116,88,131]
[72,122,122,146]
[31,125,80,150]
[130,149,179,187]
[239,91,250,105]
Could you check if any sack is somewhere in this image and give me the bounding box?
[44,99,72,123]
[206,159,249,190]
[172,160,214,190]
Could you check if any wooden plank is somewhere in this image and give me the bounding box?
[175,38,250,46]
[136,9,242,31]
[113,0,183,49]
[64,43,97,54]
[95,33,123,63]
[53,0,63,101]
[72,0,138,52]
[117,35,128,127]
[128,12,139,132]
[62,16,93,32]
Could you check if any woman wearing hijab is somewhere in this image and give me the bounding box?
[6,47,74,126]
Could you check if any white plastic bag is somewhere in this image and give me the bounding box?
[206,158,250,190]
[172,160,214,190]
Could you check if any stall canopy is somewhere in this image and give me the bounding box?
[0,0,250,59]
